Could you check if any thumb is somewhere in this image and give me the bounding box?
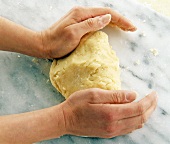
[70,14,111,37]
[110,90,137,104]
[87,89,137,104]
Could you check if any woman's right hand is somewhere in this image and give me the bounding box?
[60,88,157,138]
[39,6,137,59]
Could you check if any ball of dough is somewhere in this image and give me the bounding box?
[50,31,121,99]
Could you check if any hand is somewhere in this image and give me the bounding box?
[40,6,137,58]
[60,88,157,138]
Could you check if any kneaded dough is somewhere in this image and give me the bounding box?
[50,31,121,99]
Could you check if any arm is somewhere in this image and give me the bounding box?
[0,105,65,143]
[0,17,43,57]
[0,7,137,59]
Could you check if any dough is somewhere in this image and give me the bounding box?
[50,31,121,99]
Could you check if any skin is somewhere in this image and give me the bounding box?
[0,6,157,143]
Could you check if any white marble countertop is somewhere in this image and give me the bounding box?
[0,0,170,143]
[137,0,170,17]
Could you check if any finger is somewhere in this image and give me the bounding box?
[116,91,158,119]
[92,7,137,31]
[69,7,137,31]
[116,124,143,137]
[104,124,143,138]
[95,91,157,120]
[117,95,157,130]
[86,89,137,104]
[68,14,111,37]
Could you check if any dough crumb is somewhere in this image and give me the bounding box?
[32,58,39,64]
[141,31,146,37]
[49,6,53,10]
[142,20,146,23]
[125,66,130,70]
[46,79,50,83]
[150,48,159,56]
[134,60,140,65]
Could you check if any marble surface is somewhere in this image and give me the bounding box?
[137,0,170,17]
[0,0,170,143]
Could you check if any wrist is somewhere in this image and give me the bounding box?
[50,104,67,137]
[59,101,75,135]
[34,31,47,58]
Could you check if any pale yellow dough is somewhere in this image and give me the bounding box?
[50,31,121,99]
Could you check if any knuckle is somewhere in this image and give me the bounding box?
[88,88,99,95]
[105,125,115,134]
[86,18,95,28]
[87,88,99,101]
[111,91,123,103]
[69,6,84,22]
[123,107,133,116]
[137,103,144,114]
[137,124,143,129]
[71,6,83,16]
[72,6,83,12]
[105,7,112,13]
[141,114,147,124]
[104,111,115,122]
[64,28,77,40]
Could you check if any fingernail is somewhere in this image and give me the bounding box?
[129,26,137,31]
[152,91,158,102]
[127,19,137,31]
[139,124,144,129]
[151,91,158,97]
[99,14,111,25]
[126,91,137,102]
